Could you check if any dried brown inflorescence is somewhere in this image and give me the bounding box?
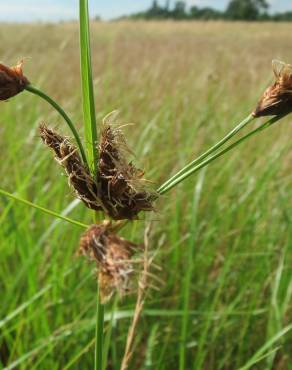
[40,122,157,220]
[253,60,292,117]
[98,124,157,220]
[0,61,29,101]
[39,124,103,211]
[78,223,141,303]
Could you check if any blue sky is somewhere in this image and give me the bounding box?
[0,0,291,22]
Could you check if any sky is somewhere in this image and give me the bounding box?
[0,0,291,22]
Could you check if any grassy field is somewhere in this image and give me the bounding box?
[0,21,291,370]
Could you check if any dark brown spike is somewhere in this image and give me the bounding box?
[98,124,158,220]
[0,61,29,101]
[39,122,157,220]
[253,60,292,117]
[39,124,103,211]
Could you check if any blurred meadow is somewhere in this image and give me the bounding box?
[0,21,291,369]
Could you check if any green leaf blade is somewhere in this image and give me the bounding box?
[79,0,98,177]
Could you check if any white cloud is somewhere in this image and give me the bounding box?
[0,2,77,21]
[0,4,74,14]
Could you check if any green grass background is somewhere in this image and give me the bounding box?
[0,21,291,369]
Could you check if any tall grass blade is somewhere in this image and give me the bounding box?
[102,298,118,370]
[157,114,254,193]
[79,1,104,370]
[79,0,98,177]
[237,325,292,370]
[0,287,50,329]
[159,115,284,194]
[95,285,104,370]
[179,169,205,370]
[0,188,87,228]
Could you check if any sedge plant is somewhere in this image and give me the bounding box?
[0,6,292,370]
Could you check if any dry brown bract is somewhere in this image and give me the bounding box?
[0,61,29,100]
[253,60,292,117]
[78,223,141,303]
[39,124,103,211]
[98,124,157,220]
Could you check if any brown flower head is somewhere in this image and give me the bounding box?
[39,120,157,220]
[78,223,141,303]
[253,60,292,117]
[97,122,157,220]
[39,124,103,211]
[0,60,29,100]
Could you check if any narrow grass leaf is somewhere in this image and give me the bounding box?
[179,169,205,370]
[79,2,104,370]
[79,0,98,176]
[237,324,292,370]
[0,188,87,229]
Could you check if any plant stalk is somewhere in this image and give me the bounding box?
[79,0,98,178]
[159,115,283,195]
[95,285,104,370]
[0,188,88,228]
[179,171,205,370]
[157,113,255,193]
[79,1,104,369]
[25,84,88,166]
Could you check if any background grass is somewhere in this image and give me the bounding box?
[0,21,291,370]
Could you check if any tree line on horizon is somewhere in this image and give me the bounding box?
[121,0,292,21]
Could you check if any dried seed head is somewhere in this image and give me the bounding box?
[98,124,157,220]
[0,61,29,101]
[39,121,157,221]
[39,124,103,211]
[79,223,141,303]
[253,60,292,117]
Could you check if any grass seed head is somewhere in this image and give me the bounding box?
[39,124,103,211]
[98,124,157,220]
[78,223,141,303]
[39,122,157,220]
[0,60,29,101]
[253,60,292,117]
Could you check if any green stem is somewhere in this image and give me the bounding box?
[179,171,204,370]
[95,285,104,370]
[79,0,98,178]
[0,188,88,229]
[157,113,254,193]
[25,84,88,167]
[159,115,282,195]
[78,1,104,369]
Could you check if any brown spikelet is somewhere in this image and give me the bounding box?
[97,124,157,220]
[0,60,29,101]
[253,60,292,117]
[78,223,141,303]
[39,122,157,220]
[39,124,103,211]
